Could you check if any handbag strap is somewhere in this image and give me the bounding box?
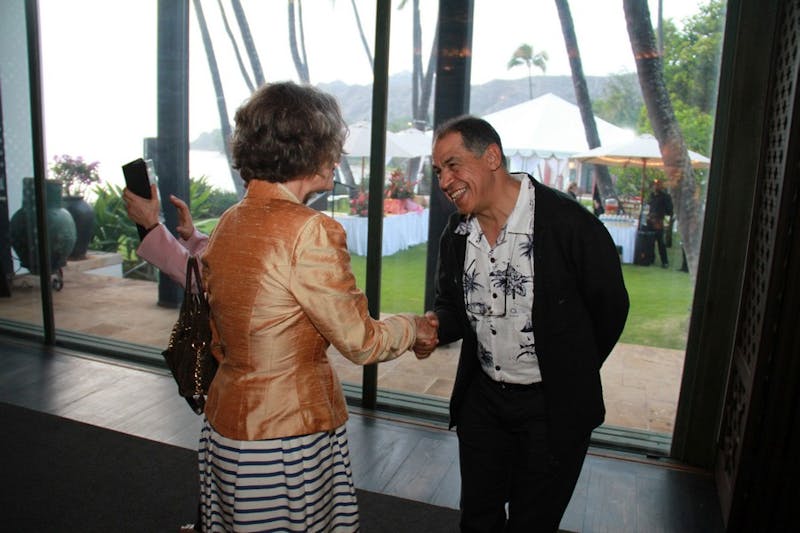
[185,256,205,298]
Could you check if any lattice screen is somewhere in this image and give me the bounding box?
[718,0,800,492]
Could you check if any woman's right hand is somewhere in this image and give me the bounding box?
[123,183,160,229]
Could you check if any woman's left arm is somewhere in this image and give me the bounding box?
[290,214,417,364]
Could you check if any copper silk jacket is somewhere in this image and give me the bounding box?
[201,179,417,441]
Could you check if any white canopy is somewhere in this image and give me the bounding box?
[480,93,634,190]
[345,121,429,159]
[482,93,634,158]
[393,127,433,158]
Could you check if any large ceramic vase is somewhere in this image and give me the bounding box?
[63,195,95,260]
[9,178,77,274]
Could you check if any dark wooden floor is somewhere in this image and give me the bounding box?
[0,333,723,532]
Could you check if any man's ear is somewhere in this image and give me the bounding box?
[485,143,503,170]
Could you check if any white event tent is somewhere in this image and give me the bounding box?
[481,93,634,191]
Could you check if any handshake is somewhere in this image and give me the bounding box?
[412,311,439,360]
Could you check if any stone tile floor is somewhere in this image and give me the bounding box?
[0,267,683,435]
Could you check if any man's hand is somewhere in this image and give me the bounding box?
[169,194,195,241]
[413,311,439,359]
[123,183,160,229]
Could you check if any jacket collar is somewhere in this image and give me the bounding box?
[244,179,301,204]
[451,173,553,233]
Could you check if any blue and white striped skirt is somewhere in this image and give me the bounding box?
[198,418,359,532]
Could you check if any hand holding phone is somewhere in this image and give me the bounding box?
[122,158,157,239]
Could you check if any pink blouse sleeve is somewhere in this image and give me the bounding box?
[136,224,209,286]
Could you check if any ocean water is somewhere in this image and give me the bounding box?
[190,150,238,193]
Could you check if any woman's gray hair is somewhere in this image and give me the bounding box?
[230,81,347,183]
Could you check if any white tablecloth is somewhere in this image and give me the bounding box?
[333,209,430,256]
[600,215,638,264]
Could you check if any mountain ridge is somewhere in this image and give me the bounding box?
[191,72,626,150]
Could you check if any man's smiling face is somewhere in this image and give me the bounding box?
[432,131,494,216]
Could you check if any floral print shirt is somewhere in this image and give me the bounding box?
[457,174,541,384]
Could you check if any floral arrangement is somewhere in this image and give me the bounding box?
[350,190,370,217]
[49,154,101,197]
[384,169,417,200]
[349,171,423,217]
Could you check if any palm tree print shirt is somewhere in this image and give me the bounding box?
[458,175,541,385]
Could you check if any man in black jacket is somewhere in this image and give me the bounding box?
[426,116,629,532]
[646,179,674,268]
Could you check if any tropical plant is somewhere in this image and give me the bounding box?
[662,0,725,115]
[90,177,233,262]
[90,182,139,260]
[507,43,548,100]
[593,73,643,130]
[49,155,101,197]
[190,175,238,218]
[203,187,238,218]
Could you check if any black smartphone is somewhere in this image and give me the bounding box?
[121,158,156,240]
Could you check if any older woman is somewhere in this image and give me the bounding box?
[127,82,437,532]
[197,82,436,532]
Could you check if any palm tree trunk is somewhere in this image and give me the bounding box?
[407,1,437,195]
[419,21,438,121]
[230,0,265,86]
[350,0,374,69]
[412,0,422,121]
[288,0,310,82]
[623,0,702,279]
[555,0,618,206]
[192,0,244,198]
[215,0,254,92]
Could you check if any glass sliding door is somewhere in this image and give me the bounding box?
[0,0,44,336]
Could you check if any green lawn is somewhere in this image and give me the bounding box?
[619,243,693,349]
[350,241,693,351]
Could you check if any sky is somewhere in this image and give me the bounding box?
[34,0,710,192]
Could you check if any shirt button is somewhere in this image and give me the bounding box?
[492,293,497,299]
[490,257,496,263]
[495,365,501,371]
[491,329,497,335]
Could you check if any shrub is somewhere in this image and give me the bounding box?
[90,182,140,261]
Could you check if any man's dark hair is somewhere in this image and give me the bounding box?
[434,115,506,168]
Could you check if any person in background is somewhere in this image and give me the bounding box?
[646,178,674,268]
[126,81,438,533]
[428,116,629,532]
[592,182,605,216]
[566,182,578,201]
